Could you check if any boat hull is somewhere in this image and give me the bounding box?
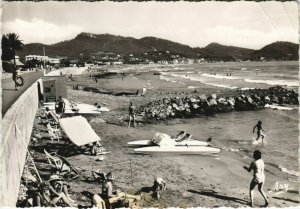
[127,139,208,147]
[134,146,220,155]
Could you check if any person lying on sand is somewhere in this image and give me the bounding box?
[243,150,269,207]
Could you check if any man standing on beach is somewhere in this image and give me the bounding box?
[128,102,136,128]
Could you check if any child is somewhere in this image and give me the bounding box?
[253,121,265,141]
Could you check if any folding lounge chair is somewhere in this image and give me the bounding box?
[44,149,79,181]
[47,123,62,141]
[49,111,60,125]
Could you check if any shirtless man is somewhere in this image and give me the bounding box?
[243,150,269,207]
[128,102,136,128]
[253,121,265,141]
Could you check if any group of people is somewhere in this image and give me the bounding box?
[92,173,167,208]
[24,174,77,207]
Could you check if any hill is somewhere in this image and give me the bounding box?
[17,33,299,61]
[250,41,299,61]
[195,42,255,61]
[18,33,196,58]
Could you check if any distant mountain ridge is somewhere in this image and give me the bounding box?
[17,32,299,61]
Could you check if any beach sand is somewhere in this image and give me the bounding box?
[28,65,299,208]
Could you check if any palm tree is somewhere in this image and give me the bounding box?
[6,33,24,70]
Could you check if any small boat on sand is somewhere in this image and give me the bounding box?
[127,139,208,147]
[134,146,220,155]
[128,132,210,147]
[132,132,220,155]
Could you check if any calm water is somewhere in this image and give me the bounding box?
[147,61,299,181]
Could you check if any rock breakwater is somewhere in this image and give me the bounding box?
[140,86,298,120]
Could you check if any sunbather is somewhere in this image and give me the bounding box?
[33,182,76,207]
[175,133,192,142]
[48,175,76,204]
[173,131,186,141]
[90,141,107,156]
[101,173,140,205]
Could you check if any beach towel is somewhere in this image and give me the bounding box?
[59,116,101,146]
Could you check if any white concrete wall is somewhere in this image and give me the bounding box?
[1,80,39,206]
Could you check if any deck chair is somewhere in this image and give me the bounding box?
[83,169,110,184]
[49,111,60,125]
[44,149,79,181]
[47,123,62,141]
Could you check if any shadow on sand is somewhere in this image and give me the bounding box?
[187,189,248,205]
[272,196,299,204]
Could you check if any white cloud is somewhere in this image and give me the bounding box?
[2,18,83,44]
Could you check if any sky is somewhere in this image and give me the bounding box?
[2,1,298,49]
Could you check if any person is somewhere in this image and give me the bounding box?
[90,141,106,156]
[101,173,140,205]
[92,193,106,209]
[243,150,269,207]
[152,177,166,199]
[173,131,186,141]
[33,182,76,207]
[12,68,19,90]
[128,102,136,128]
[56,96,65,115]
[41,107,51,119]
[48,175,76,205]
[142,86,147,96]
[253,121,265,141]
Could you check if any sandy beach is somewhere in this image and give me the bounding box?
[21,63,299,208]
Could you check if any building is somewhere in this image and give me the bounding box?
[25,55,48,61]
[25,55,60,64]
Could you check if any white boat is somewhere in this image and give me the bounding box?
[134,146,220,155]
[127,139,208,147]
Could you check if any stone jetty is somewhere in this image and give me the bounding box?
[139,86,298,120]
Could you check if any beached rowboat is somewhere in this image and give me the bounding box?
[127,139,208,147]
[134,146,220,155]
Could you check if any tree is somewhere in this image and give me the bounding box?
[1,33,24,72]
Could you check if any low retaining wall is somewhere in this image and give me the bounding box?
[1,80,39,206]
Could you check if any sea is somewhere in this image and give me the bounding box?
[145,61,299,182]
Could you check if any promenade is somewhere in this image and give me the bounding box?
[2,71,43,116]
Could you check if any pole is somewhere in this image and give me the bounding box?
[15,123,42,182]
[43,47,46,75]
[130,160,133,186]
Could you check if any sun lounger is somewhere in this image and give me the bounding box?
[44,149,79,181]
[47,123,62,141]
[49,111,60,125]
